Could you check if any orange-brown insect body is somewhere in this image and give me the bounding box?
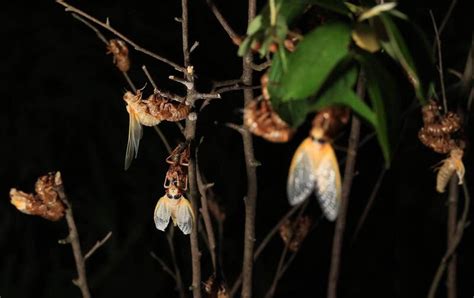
[107,39,130,72]
[436,149,465,193]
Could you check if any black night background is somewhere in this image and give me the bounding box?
[0,1,473,298]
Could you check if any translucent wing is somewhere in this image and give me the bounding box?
[313,144,341,221]
[154,196,171,231]
[124,107,143,170]
[287,138,317,206]
[175,199,194,235]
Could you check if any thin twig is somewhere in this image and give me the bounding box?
[55,181,91,298]
[150,251,178,281]
[438,0,458,37]
[84,231,112,261]
[428,183,470,298]
[446,176,458,298]
[56,0,186,73]
[142,65,159,90]
[327,72,365,298]
[264,202,309,298]
[196,151,218,271]
[240,1,258,297]
[206,0,241,45]
[429,11,448,113]
[250,60,272,71]
[166,228,186,298]
[352,167,387,243]
[229,203,301,297]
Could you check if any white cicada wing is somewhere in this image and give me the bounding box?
[154,196,171,231]
[125,107,143,170]
[175,199,194,235]
[287,138,317,206]
[314,144,341,221]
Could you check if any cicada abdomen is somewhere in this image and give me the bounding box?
[154,184,194,235]
[436,149,465,193]
[287,127,342,221]
[107,39,130,72]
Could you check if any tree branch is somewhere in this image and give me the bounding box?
[446,176,458,298]
[84,231,112,261]
[327,73,365,298]
[55,183,91,298]
[206,0,241,45]
[56,0,186,73]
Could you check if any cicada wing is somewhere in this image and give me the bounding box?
[154,196,171,231]
[124,108,143,170]
[313,144,341,221]
[287,138,317,206]
[175,198,194,235]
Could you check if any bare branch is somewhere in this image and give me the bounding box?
[166,228,186,298]
[327,72,365,298]
[55,181,91,298]
[250,60,272,71]
[206,0,242,45]
[56,0,186,73]
[84,231,112,261]
[429,11,448,113]
[150,251,177,281]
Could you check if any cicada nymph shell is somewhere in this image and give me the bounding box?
[244,74,294,143]
[154,184,194,235]
[287,107,347,221]
[9,172,65,221]
[203,274,229,298]
[279,216,312,252]
[123,91,190,169]
[107,39,130,72]
[436,148,465,193]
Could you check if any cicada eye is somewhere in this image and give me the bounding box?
[154,197,171,231]
[287,138,316,206]
[175,199,194,235]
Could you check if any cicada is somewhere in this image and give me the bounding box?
[287,107,348,221]
[287,125,342,221]
[154,184,194,235]
[436,148,465,193]
[123,91,190,169]
[107,39,130,72]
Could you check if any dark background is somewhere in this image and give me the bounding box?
[0,0,472,297]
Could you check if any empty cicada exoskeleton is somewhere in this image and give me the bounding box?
[123,91,190,169]
[279,216,312,252]
[9,172,65,221]
[154,183,194,235]
[107,39,130,72]
[164,164,188,191]
[166,142,190,167]
[287,125,342,221]
[436,148,465,193]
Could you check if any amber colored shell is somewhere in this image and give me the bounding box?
[107,39,130,72]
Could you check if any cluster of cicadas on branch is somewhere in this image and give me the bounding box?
[154,143,194,235]
[418,100,465,193]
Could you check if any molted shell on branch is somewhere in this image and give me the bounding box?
[107,39,130,72]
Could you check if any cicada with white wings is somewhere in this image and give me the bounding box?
[123,91,190,170]
[287,126,341,221]
[154,183,194,235]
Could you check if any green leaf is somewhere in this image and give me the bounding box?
[308,0,351,15]
[274,100,310,128]
[238,36,253,57]
[377,13,425,102]
[356,53,400,167]
[269,22,352,102]
[311,67,376,126]
[247,15,263,35]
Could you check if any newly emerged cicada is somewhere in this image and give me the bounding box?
[123,91,190,169]
[154,183,194,235]
[287,108,348,221]
[436,148,465,193]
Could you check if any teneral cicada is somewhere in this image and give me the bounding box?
[123,91,190,169]
[287,108,348,221]
[436,148,465,193]
[107,39,130,72]
[154,183,194,235]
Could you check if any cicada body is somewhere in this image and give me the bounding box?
[107,39,130,72]
[436,149,465,193]
[287,127,341,221]
[154,185,194,235]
